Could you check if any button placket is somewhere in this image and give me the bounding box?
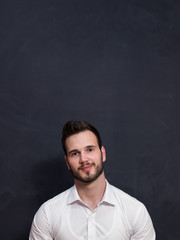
[87,211,96,240]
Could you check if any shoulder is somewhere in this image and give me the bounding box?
[110,184,155,238]
[30,187,75,239]
[110,184,143,207]
[46,186,73,206]
[110,183,154,229]
[109,184,149,220]
[35,186,74,218]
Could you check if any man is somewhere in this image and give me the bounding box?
[29,120,156,240]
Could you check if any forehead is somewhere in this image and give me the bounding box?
[65,130,98,151]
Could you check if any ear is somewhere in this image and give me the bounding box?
[65,155,70,170]
[101,146,106,163]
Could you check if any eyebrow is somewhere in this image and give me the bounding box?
[68,145,97,155]
[85,145,97,149]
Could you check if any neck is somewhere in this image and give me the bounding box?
[74,172,106,211]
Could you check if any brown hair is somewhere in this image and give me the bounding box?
[62,120,102,155]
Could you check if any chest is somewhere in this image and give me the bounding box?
[52,203,132,240]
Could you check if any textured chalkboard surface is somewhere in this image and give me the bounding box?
[0,0,180,239]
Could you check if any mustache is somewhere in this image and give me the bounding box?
[78,162,95,170]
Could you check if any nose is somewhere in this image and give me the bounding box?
[79,152,88,164]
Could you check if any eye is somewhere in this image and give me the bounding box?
[70,152,79,157]
[87,148,93,152]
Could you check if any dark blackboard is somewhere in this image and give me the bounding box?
[0,0,180,239]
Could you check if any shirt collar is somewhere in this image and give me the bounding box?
[67,185,81,204]
[101,180,115,206]
[67,180,115,206]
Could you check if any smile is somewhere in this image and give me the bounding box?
[78,163,95,171]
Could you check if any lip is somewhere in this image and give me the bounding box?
[80,165,93,172]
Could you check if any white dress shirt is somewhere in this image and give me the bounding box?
[29,181,155,240]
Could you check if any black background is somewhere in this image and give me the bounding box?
[0,0,180,239]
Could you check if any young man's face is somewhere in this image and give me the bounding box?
[65,130,106,183]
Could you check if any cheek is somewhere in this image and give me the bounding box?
[66,157,75,170]
[68,160,78,170]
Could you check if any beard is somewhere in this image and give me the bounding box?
[68,153,104,183]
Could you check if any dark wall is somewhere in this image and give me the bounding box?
[0,0,180,239]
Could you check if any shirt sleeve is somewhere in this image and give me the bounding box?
[130,204,156,240]
[29,203,53,240]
